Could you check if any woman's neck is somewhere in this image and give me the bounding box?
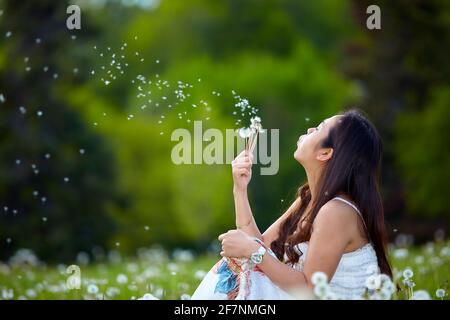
[305,166,324,203]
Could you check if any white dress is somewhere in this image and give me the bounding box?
[191,197,379,300]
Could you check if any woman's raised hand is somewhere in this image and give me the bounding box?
[232,150,253,191]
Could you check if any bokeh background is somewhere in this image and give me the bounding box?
[1,0,449,265]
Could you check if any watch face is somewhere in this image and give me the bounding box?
[251,253,263,264]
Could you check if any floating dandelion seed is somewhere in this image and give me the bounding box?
[43,66,49,72]
[45,153,51,159]
[41,197,47,203]
[35,38,41,44]
[115,242,120,247]
[37,110,43,117]
[19,106,27,114]
[155,59,160,64]
[6,238,12,244]
[79,149,85,155]
[71,35,76,40]
[144,226,150,231]
[6,31,12,38]
[64,177,69,183]
[15,159,21,165]
[0,94,5,103]
[42,217,47,222]
[104,80,110,85]
[33,191,39,197]
[305,117,310,122]
[53,73,58,79]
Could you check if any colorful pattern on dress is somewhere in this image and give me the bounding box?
[211,237,272,299]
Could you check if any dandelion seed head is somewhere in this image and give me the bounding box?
[402,268,413,279]
[412,290,431,300]
[116,274,128,285]
[436,289,446,298]
[311,271,328,286]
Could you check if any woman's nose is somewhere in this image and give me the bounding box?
[307,127,315,134]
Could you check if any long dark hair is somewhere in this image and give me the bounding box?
[270,109,392,277]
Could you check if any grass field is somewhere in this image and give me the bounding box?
[0,240,448,300]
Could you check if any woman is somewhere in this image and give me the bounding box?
[191,109,392,300]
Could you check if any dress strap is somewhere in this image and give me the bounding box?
[332,196,368,232]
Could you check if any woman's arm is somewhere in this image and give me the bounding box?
[234,186,263,240]
[232,150,262,240]
[244,201,353,292]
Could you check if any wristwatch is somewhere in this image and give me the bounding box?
[250,245,267,265]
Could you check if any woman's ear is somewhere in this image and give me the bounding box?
[316,148,333,162]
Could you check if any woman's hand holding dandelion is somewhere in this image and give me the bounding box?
[232,117,262,191]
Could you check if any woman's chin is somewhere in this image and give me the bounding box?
[293,149,302,163]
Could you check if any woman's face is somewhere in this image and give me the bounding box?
[294,115,341,166]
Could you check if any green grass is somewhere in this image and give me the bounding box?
[0,240,448,300]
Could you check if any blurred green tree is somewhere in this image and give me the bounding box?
[0,0,122,261]
[347,0,450,228]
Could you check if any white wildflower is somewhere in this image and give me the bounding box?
[87,284,99,294]
[412,290,431,300]
[436,289,446,298]
[116,274,128,284]
[313,283,328,299]
[402,268,413,279]
[311,271,328,286]
[365,275,382,290]
[139,293,159,300]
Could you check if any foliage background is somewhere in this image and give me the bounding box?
[0,0,449,262]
